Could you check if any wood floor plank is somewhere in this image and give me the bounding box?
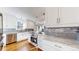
[3,40,42,51]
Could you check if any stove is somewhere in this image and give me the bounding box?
[30,32,38,44]
[31,36,37,44]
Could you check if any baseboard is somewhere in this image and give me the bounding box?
[6,39,28,45]
[17,39,28,43]
[6,41,17,45]
[29,42,43,51]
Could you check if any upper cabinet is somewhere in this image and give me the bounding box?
[44,7,79,27]
[45,7,59,27]
[60,7,79,27]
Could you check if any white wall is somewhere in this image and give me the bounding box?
[29,7,45,24]
[0,7,36,29]
[3,12,17,29]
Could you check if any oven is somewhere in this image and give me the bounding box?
[31,36,37,44]
[30,32,38,44]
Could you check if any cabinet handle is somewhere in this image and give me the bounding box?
[57,18,58,23]
[57,18,60,23]
[58,18,60,23]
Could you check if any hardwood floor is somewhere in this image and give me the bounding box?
[3,40,42,51]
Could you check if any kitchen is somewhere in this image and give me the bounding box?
[1,7,79,51]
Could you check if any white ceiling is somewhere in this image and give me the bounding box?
[1,7,45,24]
[15,7,45,18]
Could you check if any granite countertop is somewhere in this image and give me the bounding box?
[38,34,79,49]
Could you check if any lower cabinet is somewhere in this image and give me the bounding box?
[6,34,17,44]
[38,39,79,51]
[17,32,31,41]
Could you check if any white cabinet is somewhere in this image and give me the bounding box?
[60,7,79,27]
[45,7,59,27]
[45,7,79,27]
[17,32,27,41]
[17,32,31,41]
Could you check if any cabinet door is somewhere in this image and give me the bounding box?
[17,33,24,41]
[6,34,16,44]
[60,7,79,27]
[45,7,59,27]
